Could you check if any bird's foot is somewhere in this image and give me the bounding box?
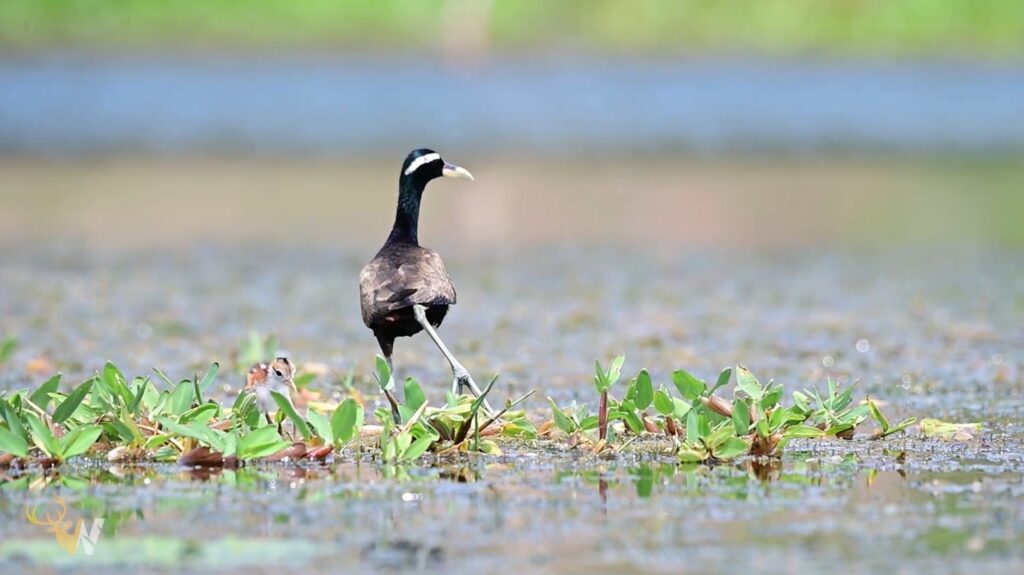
[452,369,497,417]
[452,368,473,396]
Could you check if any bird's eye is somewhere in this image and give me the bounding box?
[274,370,283,377]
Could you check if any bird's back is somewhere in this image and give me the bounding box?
[359,242,457,329]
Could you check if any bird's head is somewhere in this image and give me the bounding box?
[400,148,474,187]
[267,357,296,393]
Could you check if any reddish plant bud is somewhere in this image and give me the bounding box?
[702,395,734,418]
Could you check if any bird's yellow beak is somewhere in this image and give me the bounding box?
[441,163,474,181]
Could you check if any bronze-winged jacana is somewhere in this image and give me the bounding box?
[359,149,492,419]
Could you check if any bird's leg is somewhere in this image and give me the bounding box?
[377,336,401,424]
[411,305,494,414]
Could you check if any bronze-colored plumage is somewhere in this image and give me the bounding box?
[359,242,455,338]
[358,149,489,419]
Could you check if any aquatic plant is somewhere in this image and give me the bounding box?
[0,355,928,470]
[548,357,921,464]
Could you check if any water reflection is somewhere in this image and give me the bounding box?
[1,455,1020,572]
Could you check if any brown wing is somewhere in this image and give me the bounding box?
[359,244,456,328]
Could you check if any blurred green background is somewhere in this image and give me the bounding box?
[3,0,1023,55]
[1,1,1022,248]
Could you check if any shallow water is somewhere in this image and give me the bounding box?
[0,159,1022,573]
[1,438,1023,574]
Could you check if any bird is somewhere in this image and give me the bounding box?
[245,357,296,416]
[359,149,492,420]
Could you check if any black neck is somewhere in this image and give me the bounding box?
[387,176,424,245]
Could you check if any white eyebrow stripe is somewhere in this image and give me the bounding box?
[404,153,441,175]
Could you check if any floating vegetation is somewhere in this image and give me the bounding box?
[547,359,930,463]
[920,418,983,441]
[0,354,976,473]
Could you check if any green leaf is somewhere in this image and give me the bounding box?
[396,430,412,454]
[735,366,764,400]
[116,405,144,444]
[623,379,637,403]
[271,391,311,440]
[401,434,435,461]
[618,404,645,434]
[152,366,176,388]
[705,423,737,448]
[159,419,228,453]
[307,409,333,444]
[375,355,393,392]
[698,410,711,437]
[685,409,700,444]
[237,425,291,460]
[731,399,750,435]
[768,408,787,432]
[881,417,917,438]
[711,368,732,394]
[501,418,537,439]
[331,399,361,443]
[760,385,784,410]
[633,370,653,410]
[920,418,980,439]
[606,355,625,386]
[671,369,705,401]
[126,378,149,415]
[103,362,133,406]
[867,398,889,432]
[833,383,856,411]
[605,420,618,445]
[714,437,749,460]
[203,426,229,453]
[0,426,29,458]
[653,388,674,416]
[548,397,576,434]
[574,402,591,423]
[792,390,810,413]
[25,414,59,458]
[404,378,426,411]
[52,378,94,424]
[104,420,135,444]
[223,430,238,458]
[755,415,770,438]
[825,422,855,437]
[157,417,209,445]
[0,337,16,364]
[58,425,102,460]
[578,415,599,431]
[0,400,27,442]
[169,380,195,416]
[593,360,609,393]
[29,374,62,410]
[198,362,220,394]
[144,434,171,450]
[672,397,692,419]
[783,424,826,439]
[179,402,219,424]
